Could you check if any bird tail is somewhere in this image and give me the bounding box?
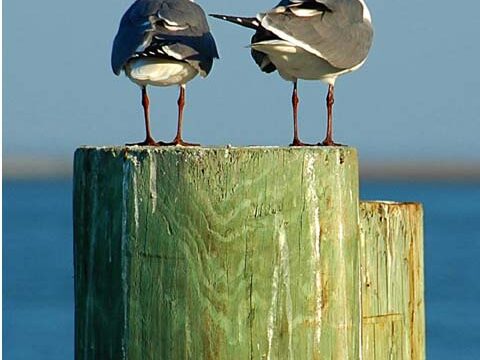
[209,14,260,30]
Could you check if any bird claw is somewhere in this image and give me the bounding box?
[318,140,345,147]
[290,139,315,147]
[157,138,201,147]
[126,137,159,147]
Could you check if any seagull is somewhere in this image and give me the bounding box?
[112,0,219,146]
[211,0,373,146]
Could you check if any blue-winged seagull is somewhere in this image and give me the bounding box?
[112,0,218,146]
[211,0,373,146]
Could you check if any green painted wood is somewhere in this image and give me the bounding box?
[360,202,426,360]
[74,146,361,359]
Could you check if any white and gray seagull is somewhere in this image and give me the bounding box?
[211,0,373,146]
[112,0,218,146]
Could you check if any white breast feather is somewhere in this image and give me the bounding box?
[126,58,197,87]
[290,8,325,17]
[357,0,372,23]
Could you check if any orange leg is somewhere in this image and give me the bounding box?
[127,86,158,146]
[320,84,342,146]
[290,81,312,147]
[158,85,200,147]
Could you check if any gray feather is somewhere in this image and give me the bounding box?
[251,28,280,74]
[112,0,218,76]
[262,0,373,69]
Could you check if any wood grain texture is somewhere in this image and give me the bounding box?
[360,202,426,360]
[74,146,361,359]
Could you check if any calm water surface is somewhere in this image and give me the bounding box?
[3,179,480,359]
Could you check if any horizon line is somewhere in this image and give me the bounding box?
[3,156,480,181]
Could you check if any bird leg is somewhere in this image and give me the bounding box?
[127,86,158,146]
[320,84,342,146]
[158,85,200,147]
[290,81,311,147]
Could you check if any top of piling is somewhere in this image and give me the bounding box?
[75,145,358,157]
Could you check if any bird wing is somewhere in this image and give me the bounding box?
[112,0,218,76]
[209,14,279,74]
[250,28,280,74]
[260,0,373,69]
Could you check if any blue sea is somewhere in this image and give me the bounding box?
[3,179,480,359]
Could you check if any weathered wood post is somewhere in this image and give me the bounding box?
[360,202,425,359]
[73,146,425,359]
[74,147,361,359]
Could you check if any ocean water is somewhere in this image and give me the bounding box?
[3,179,480,359]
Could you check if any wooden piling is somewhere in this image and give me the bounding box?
[360,202,425,359]
[73,146,425,359]
[74,147,361,359]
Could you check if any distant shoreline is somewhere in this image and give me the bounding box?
[3,158,73,180]
[360,162,480,182]
[4,157,480,182]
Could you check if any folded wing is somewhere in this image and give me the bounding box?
[261,0,373,69]
[112,0,219,76]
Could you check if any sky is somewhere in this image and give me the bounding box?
[3,0,480,164]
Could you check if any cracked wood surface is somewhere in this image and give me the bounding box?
[74,147,425,359]
[74,147,360,359]
[360,202,425,360]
